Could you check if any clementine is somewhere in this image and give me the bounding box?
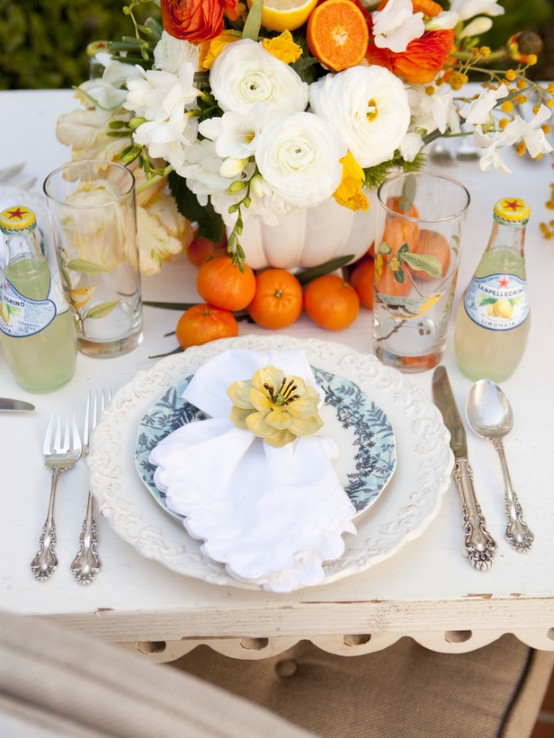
[411,229,451,281]
[187,235,227,267]
[248,269,303,330]
[381,196,420,253]
[196,256,256,311]
[349,258,374,310]
[304,274,360,330]
[306,0,369,72]
[176,304,239,349]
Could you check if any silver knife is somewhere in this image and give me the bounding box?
[0,398,35,411]
[432,366,497,571]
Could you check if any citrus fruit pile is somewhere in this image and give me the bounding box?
[175,238,383,349]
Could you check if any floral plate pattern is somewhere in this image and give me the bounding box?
[88,335,453,591]
[135,366,397,521]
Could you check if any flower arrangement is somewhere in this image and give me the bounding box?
[57,0,554,274]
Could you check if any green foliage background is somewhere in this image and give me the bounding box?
[0,0,551,90]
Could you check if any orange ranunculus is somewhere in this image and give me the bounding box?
[160,0,239,43]
[365,0,455,84]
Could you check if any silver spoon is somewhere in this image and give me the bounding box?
[466,380,534,553]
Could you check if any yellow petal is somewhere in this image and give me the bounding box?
[227,379,255,409]
[229,405,253,430]
[264,429,297,448]
[249,386,273,412]
[246,411,279,438]
[265,406,293,429]
[290,414,324,436]
[286,393,320,419]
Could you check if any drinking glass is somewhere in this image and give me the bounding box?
[372,172,470,372]
[44,160,143,357]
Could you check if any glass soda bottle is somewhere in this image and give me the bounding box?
[0,205,78,392]
[454,197,530,382]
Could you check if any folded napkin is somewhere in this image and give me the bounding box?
[149,348,357,592]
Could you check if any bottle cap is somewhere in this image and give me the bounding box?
[0,206,36,234]
[493,198,530,224]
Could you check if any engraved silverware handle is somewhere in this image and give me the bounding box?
[31,468,62,581]
[453,458,497,571]
[71,492,101,585]
[491,438,534,552]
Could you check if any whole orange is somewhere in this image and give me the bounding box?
[411,229,451,281]
[375,259,412,298]
[176,304,238,349]
[350,259,374,310]
[304,274,360,331]
[248,269,303,330]
[187,236,227,267]
[196,256,256,311]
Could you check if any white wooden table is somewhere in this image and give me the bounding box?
[0,90,553,661]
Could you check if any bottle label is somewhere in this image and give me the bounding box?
[464,273,529,331]
[0,277,67,337]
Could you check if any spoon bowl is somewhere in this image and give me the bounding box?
[466,380,533,553]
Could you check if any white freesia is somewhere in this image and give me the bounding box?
[78,60,137,112]
[449,0,504,21]
[459,16,493,38]
[460,84,508,125]
[199,111,260,159]
[255,112,346,208]
[425,10,459,30]
[219,157,249,178]
[309,66,410,168]
[209,39,308,123]
[372,0,424,53]
[124,63,199,121]
[400,132,424,162]
[473,128,512,173]
[132,110,198,172]
[154,31,200,74]
[501,105,553,158]
[178,138,240,205]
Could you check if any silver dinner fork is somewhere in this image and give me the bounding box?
[31,413,82,581]
[70,389,111,585]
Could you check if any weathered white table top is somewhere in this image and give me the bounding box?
[0,90,553,660]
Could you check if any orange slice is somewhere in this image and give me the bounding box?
[306,0,369,72]
[247,0,318,32]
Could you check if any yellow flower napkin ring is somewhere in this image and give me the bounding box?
[227,365,324,448]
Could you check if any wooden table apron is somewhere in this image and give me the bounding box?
[0,90,553,661]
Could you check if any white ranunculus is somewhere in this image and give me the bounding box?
[199,111,260,159]
[372,0,424,53]
[154,31,200,74]
[209,38,308,123]
[124,63,199,122]
[254,112,346,209]
[449,0,504,21]
[309,66,410,168]
[460,84,508,125]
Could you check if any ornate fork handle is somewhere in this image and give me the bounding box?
[31,467,66,581]
[491,438,534,552]
[454,459,497,571]
[71,492,101,585]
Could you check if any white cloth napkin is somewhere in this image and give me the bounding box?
[149,348,357,592]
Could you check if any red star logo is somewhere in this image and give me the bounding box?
[7,207,26,220]
[498,277,510,288]
[504,199,521,212]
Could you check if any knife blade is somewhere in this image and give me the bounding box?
[0,397,35,411]
[432,366,496,571]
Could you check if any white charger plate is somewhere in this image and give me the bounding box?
[89,335,453,590]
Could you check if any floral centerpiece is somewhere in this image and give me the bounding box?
[57,0,553,275]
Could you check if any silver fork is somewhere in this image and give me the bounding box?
[31,413,82,581]
[71,389,111,584]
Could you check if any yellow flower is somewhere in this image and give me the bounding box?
[374,253,384,281]
[333,152,369,212]
[261,30,302,65]
[227,365,323,448]
[199,30,241,71]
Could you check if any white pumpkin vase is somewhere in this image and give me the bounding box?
[234,196,377,271]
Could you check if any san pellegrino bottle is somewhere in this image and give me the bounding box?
[454,197,530,382]
[0,205,77,392]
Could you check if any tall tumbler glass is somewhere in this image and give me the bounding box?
[372,172,470,372]
[44,160,143,357]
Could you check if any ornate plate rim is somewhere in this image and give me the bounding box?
[89,335,453,591]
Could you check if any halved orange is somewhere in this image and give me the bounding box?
[306,0,369,72]
[247,0,318,32]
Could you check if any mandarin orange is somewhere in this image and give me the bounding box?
[196,256,256,311]
[248,269,303,329]
[303,274,360,330]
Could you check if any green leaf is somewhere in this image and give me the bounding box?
[143,301,197,310]
[479,296,497,306]
[168,171,224,243]
[401,252,442,278]
[242,0,263,39]
[85,300,120,319]
[393,268,405,284]
[66,259,111,275]
[398,242,409,256]
[296,255,355,286]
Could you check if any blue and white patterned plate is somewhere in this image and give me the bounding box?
[135,366,396,521]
